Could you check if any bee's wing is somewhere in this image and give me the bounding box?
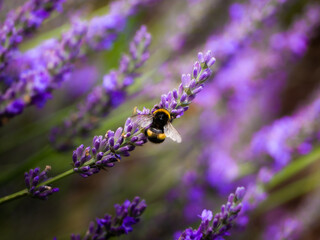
[164,122,182,143]
[130,114,153,128]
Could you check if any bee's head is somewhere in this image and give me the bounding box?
[153,108,171,126]
[158,113,167,121]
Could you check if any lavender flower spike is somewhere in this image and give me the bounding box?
[24,166,59,200]
[179,187,246,240]
[70,196,147,240]
[72,51,216,178]
[0,0,65,72]
[153,50,216,120]
[0,0,155,125]
[0,19,88,125]
[50,25,151,150]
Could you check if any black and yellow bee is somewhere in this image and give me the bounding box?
[131,108,181,143]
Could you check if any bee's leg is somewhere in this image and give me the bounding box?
[133,106,138,115]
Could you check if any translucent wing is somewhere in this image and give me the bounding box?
[130,114,153,128]
[164,122,182,143]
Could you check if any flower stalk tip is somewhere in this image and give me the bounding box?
[179,187,245,240]
[71,197,147,239]
[24,166,59,200]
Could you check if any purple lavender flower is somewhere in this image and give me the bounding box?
[0,0,65,72]
[70,196,147,240]
[206,0,287,59]
[72,50,215,177]
[241,183,267,212]
[229,3,245,21]
[83,0,153,51]
[0,0,157,125]
[50,25,151,150]
[142,8,320,239]
[152,50,216,120]
[63,66,99,98]
[205,148,239,194]
[238,91,320,212]
[271,5,320,56]
[263,217,301,240]
[179,187,246,240]
[186,3,320,201]
[72,118,146,178]
[203,4,319,111]
[0,19,87,124]
[24,166,59,200]
[251,95,320,170]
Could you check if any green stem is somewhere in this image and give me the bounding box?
[267,146,320,189]
[255,168,320,215]
[0,189,29,205]
[0,126,146,205]
[0,168,75,205]
[0,93,151,206]
[250,146,320,215]
[41,168,75,186]
[0,145,54,186]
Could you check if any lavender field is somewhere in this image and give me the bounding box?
[0,0,320,239]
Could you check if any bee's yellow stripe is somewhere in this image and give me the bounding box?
[147,129,166,140]
[146,129,156,137]
[157,133,166,140]
[153,108,171,120]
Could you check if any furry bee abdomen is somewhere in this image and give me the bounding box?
[145,128,166,143]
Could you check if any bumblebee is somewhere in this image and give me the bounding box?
[131,108,181,143]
